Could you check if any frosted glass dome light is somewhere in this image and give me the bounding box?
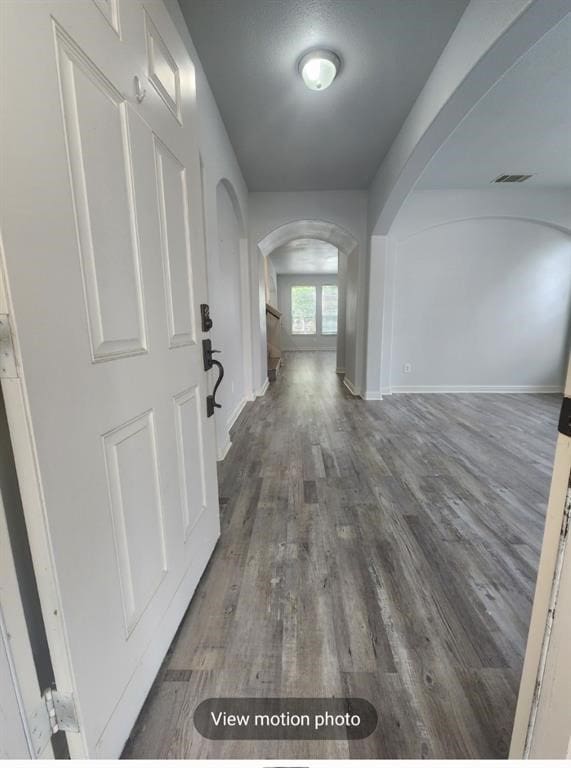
[299,50,340,91]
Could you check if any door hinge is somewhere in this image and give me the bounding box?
[558,397,571,437]
[29,688,79,757]
[0,313,18,379]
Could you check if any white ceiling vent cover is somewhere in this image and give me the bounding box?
[492,173,534,183]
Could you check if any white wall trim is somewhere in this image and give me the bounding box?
[226,396,248,433]
[336,249,347,374]
[258,219,359,258]
[343,376,360,397]
[239,236,254,403]
[336,367,346,374]
[282,346,337,352]
[363,390,383,400]
[256,378,269,397]
[509,359,571,758]
[390,384,562,394]
[216,437,232,462]
[381,240,396,396]
[398,214,571,244]
[368,2,570,235]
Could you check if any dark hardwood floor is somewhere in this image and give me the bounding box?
[123,351,560,759]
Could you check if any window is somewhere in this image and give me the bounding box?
[321,285,338,335]
[291,285,316,335]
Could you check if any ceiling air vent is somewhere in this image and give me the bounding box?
[492,173,534,183]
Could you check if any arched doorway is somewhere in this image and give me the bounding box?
[209,179,250,459]
[256,220,360,392]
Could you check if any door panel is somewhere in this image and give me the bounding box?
[174,385,208,541]
[0,0,219,757]
[144,9,182,123]
[102,409,168,635]
[55,24,148,361]
[154,136,196,347]
[92,0,120,35]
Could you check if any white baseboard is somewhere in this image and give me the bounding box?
[282,347,337,352]
[343,376,360,397]
[217,437,232,462]
[336,367,346,374]
[226,396,248,432]
[390,384,562,394]
[363,390,383,400]
[256,378,269,397]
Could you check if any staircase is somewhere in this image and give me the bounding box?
[266,303,282,382]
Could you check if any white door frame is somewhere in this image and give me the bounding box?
[0,245,77,756]
[0,386,54,758]
[510,354,571,757]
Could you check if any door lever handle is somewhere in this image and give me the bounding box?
[207,357,224,417]
[202,338,220,371]
[202,338,224,417]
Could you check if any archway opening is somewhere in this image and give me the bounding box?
[208,179,249,460]
[266,238,342,378]
[256,220,360,392]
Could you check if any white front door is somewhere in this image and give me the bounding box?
[0,0,220,757]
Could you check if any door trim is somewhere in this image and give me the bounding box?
[0,237,87,758]
[510,355,571,757]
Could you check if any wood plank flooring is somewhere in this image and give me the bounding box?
[123,351,560,759]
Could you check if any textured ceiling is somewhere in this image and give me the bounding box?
[178,0,469,191]
[270,239,338,274]
[419,13,571,190]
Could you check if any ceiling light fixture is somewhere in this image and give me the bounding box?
[299,49,340,91]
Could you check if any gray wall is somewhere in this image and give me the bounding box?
[277,274,338,352]
[391,217,571,391]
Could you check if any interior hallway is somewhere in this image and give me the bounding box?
[123,351,559,759]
